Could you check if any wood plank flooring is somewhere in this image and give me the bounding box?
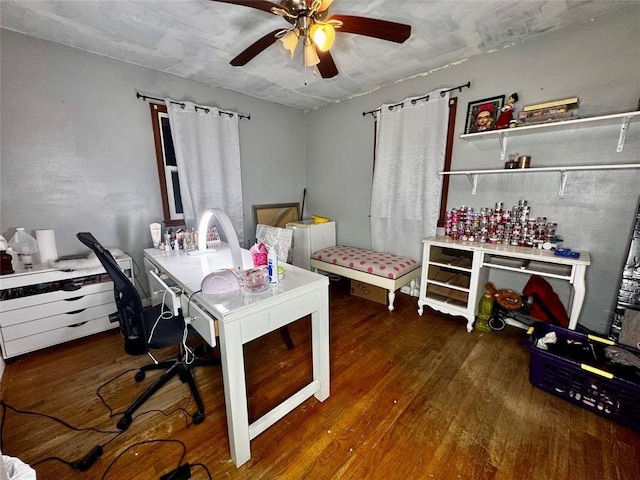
[1,277,638,479]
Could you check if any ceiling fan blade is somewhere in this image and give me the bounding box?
[317,50,338,78]
[329,15,411,43]
[230,30,281,66]
[209,0,281,14]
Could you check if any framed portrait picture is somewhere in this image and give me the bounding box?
[465,95,505,134]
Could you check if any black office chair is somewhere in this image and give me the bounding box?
[76,232,217,431]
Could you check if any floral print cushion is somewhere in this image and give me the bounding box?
[312,245,418,280]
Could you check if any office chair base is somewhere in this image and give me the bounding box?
[192,412,204,425]
[116,356,217,431]
[117,415,133,431]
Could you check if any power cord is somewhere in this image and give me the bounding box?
[99,438,194,480]
[1,399,211,477]
[0,399,119,471]
[159,462,213,480]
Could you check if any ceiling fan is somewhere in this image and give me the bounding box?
[210,0,412,78]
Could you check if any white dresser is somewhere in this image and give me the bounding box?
[0,255,132,359]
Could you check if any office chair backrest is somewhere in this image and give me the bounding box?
[256,225,294,264]
[76,232,148,356]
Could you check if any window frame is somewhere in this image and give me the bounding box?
[149,103,184,227]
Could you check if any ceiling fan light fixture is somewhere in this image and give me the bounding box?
[278,29,299,58]
[311,0,334,13]
[309,22,335,52]
[303,39,320,66]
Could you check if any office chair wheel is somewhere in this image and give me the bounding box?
[117,414,132,431]
[135,371,146,382]
[488,315,506,331]
[192,412,205,425]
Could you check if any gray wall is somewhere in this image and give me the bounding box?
[1,30,305,288]
[303,4,640,333]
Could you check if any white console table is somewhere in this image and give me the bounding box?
[0,255,132,359]
[417,236,590,332]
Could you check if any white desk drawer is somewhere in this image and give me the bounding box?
[184,299,216,348]
[239,294,319,343]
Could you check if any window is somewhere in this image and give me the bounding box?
[149,103,184,226]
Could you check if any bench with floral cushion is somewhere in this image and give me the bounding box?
[310,245,420,311]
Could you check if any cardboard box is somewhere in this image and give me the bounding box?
[350,280,387,305]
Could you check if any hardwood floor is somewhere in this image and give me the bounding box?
[1,277,638,479]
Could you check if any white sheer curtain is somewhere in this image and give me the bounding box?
[165,99,244,245]
[370,90,450,262]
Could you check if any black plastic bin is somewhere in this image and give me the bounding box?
[525,322,640,432]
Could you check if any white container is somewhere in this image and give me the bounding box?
[8,228,38,267]
[36,229,58,263]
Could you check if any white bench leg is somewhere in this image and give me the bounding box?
[387,290,396,311]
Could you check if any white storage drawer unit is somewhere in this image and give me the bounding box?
[0,256,132,359]
[286,221,336,270]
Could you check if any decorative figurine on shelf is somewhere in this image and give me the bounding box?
[495,92,519,129]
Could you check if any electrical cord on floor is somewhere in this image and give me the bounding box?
[1,399,210,477]
[188,463,213,480]
[1,355,209,476]
[0,399,120,471]
[100,438,189,480]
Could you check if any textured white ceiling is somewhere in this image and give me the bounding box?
[0,0,629,110]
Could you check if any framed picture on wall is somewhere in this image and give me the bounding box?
[464,95,505,134]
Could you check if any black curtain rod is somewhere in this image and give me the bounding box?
[362,81,471,117]
[136,93,250,120]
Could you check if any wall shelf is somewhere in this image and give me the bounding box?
[460,110,640,160]
[440,164,640,196]
[448,110,640,196]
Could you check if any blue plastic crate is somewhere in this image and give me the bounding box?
[526,322,640,431]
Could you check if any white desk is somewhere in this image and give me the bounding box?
[143,247,330,467]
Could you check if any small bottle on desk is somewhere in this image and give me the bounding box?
[267,246,279,285]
